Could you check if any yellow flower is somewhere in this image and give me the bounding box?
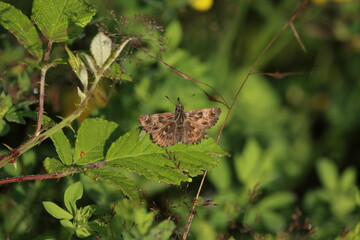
[190,0,213,11]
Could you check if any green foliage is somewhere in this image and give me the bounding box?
[1,0,360,239]
[43,182,97,238]
[43,182,176,239]
[113,199,176,240]
[0,92,37,136]
[0,1,43,60]
[31,0,96,42]
[45,118,227,203]
[335,223,360,240]
[304,159,359,237]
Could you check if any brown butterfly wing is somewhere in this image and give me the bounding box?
[138,112,178,146]
[138,112,174,133]
[182,120,205,144]
[182,108,221,144]
[151,121,178,146]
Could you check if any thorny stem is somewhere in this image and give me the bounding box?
[0,37,134,169]
[35,42,53,136]
[0,74,101,168]
[0,160,106,185]
[182,1,309,239]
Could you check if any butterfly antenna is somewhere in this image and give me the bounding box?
[182,94,195,106]
[165,96,176,105]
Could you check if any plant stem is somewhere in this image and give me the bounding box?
[35,42,53,136]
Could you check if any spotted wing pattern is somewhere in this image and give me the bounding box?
[138,107,221,147]
[182,108,221,144]
[138,112,178,146]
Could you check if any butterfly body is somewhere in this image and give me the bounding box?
[138,103,221,147]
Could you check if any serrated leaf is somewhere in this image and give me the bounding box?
[85,167,140,204]
[64,181,83,215]
[44,157,71,173]
[43,201,73,220]
[106,128,228,185]
[74,118,118,164]
[90,32,112,67]
[0,2,43,60]
[50,129,73,165]
[32,0,96,42]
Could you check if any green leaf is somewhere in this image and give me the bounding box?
[235,138,261,183]
[165,20,183,51]
[106,128,228,185]
[262,211,286,232]
[32,0,96,42]
[317,158,338,191]
[257,192,296,210]
[74,118,118,164]
[50,129,73,165]
[104,62,133,82]
[0,2,43,60]
[44,157,71,173]
[64,182,83,215]
[340,167,356,192]
[66,45,88,90]
[90,32,112,67]
[60,219,75,234]
[4,100,37,124]
[148,220,176,240]
[0,119,10,136]
[0,92,12,118]
[42,201,73,220]
[78,205,96,221]
[85,167,140,204]
[75,224,92,238]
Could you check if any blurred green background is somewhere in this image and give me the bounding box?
[0,0,359,239]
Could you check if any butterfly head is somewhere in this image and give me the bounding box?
[175,98,184,113]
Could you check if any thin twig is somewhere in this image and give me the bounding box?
[143,51,230,109]
[182,1,309,239]
[34,41,53,136]
[216,0,308,142]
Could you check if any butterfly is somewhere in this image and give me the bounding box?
[138,99,221,147]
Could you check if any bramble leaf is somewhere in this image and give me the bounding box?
[74,118,118,164]
[106,128,228,185]
[85,168,140,204]
[32,0,96,42]
[0,2,43,60]
[50,129,73,165]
